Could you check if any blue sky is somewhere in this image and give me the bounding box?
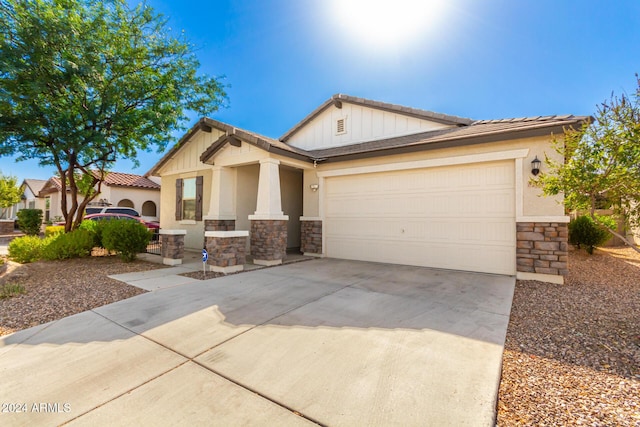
[2,0,639,182]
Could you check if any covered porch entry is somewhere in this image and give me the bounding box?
[202,142,308,269]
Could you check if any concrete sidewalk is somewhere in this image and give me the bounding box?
[0,259,515,426]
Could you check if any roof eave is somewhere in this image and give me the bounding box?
[313,119,586,164]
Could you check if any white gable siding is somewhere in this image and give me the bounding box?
[286,103,454,151]
[158,128,225,175]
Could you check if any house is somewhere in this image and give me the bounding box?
[147,94,589,284]
[38,172,161,222]
[1,179,48,220]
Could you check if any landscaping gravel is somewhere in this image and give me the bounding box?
[0,256,160,336]
[1,247,638,425]
[497,247,640,426]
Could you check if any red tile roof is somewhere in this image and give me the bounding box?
[40,172,159,195]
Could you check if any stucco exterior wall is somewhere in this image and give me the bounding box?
[159,168,213,249]
[235,164,259,252]
[302,134,565,220]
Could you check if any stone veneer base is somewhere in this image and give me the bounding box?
[250,220,287,262]
[0,220,15,235]
[300,219,322,255]
[516,222,568,279]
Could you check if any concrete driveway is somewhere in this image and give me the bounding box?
[0,259,515,426]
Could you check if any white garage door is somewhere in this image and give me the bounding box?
[324,161,516,275]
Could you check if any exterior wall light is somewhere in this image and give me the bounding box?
[310,184,319,192]
[531,156,542,176]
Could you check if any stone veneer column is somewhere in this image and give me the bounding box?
[205,231,248,274]
[160,229,187,266]
[516,222,568,282]
[204,219,236,231]
[248,158,289,266]
[250,220,287,266]
[300,218,322,256]
[0,220,15,235]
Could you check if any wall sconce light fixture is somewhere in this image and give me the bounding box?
[310,184,319,192]
[531,156,542,176]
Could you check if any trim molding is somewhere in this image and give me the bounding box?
[517,271,564,284]
[516,216,570,223]
[204,231,249,238]
[159,229,187,235]
[316,149,529,178]
[299,216,322,221]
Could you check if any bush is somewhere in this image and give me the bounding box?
[8,235,43,263]
[0,283,26,299]
[101,219,151,262]
[16,209,43,236]
[569,215,615,254]
[78,219,108,248]
[45,225,65,237]
[41,229,94,260]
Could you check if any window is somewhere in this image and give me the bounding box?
[28,200,35,209]
[175,176,203,221]
[142,201,157,217]
[117,199,134,208]
[182,178,196,220]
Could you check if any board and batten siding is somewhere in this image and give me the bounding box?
[159,129,225,175]
[286,103,454,151]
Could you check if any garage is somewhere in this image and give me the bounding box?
[324,160,516,275]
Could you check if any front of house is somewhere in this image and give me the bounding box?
[148,94,589,284]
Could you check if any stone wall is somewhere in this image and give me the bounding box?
[204,219,235,231]
[205,233,247,273]
[250,220,287,263]
[301,220,322,255]
[160,233,185,265]
[0,220,15,235]
[516,222,568,276]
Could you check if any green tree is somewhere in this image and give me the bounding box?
[535,75,640,252]
[0,171,22,219]
[0,0,226,231]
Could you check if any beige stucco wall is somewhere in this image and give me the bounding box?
[235,164,259,233]
[302,134,565,219]
[159,168,213,249]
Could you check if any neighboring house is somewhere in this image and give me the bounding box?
[147,94,589,284]
[38,172,161,222]
[2,179,48,220]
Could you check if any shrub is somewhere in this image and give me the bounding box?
[0,283,26,299]
[569,215,615,254]
[41,229,94,260]
[78,219,108,248]
[45,225,65,237]
[8,235,43,263]
[101,219,151,262]
[16,209,43,236]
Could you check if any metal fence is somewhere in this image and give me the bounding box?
[145,229,161,255]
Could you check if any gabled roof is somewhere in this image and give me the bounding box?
[198,118,312,165]
[22,179,47,196]
[307,115,590,162]
[279,94,474,142]
[38,172,159,196]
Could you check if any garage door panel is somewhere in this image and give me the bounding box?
[326,237,515,275]
[325,161,516,275]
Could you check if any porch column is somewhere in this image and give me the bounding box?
[204,166,236,232]
[248,158,289,266]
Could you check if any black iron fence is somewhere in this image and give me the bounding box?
[145,229,161,255]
